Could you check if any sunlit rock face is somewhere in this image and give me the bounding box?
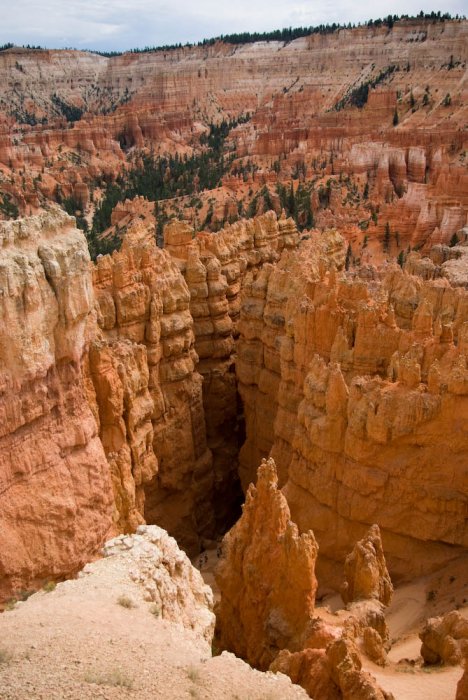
[235,228,468,585]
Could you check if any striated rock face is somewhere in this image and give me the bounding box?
[0,208,113,600]
[236,229,468,585]
[86,338,156,533]
[169,211,300,531]
[0,209,301,598]
[88,211,299,551]
[92,228,213,552]
[102,524,215,643]
[1,203,466,605]
[215,458,319,670]
[341,525,393,606]
[420,610,468,666]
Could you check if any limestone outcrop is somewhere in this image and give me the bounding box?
[0,208,113,601]
[215,458,319,670]
[102,524,215,642]
[419,610,468,666]
[341,525,393,606]
[0,521,308,700]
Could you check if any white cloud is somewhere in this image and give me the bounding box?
[1,0,466,50]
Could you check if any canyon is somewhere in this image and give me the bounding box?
[0,17,466,259]
[0,15,467,700]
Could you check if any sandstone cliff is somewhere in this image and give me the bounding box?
[235,228,468,585]
[0,209,304,598]
[0,208,113,601]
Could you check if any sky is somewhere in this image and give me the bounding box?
[1,0,466,52]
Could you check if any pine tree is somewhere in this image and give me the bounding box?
[383,222,391,252]
[345,244,352,270]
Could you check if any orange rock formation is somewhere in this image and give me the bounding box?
[1,206,467,602]
[341,525,393,606]
[0,208,113,601]
[0,19,466,261]
[420,610,468,666]
[236,228,468,585]
[215,458,319,670]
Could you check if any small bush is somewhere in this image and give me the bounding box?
[0,648,12,664]
[149,603,160,617]
[84,668,134,688]
[187,666,200,683]
[117,594,136,609]
[43,581,56,593]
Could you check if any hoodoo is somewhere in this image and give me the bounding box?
[0,12,467,700]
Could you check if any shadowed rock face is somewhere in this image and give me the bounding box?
[90,212,299,554]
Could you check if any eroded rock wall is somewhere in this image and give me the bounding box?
[163,211,299,533]
[236,229,468,585]
[92,228,213,552]
[0,208,113,600]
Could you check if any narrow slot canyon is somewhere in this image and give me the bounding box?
[1,206,467,596]
[0,207,467,700]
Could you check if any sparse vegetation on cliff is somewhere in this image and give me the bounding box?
[0,194,19,219]
[334,64,397,111]
[88,116,250,253]
[88,12,461,56]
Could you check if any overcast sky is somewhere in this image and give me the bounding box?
[1,0,466,51]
